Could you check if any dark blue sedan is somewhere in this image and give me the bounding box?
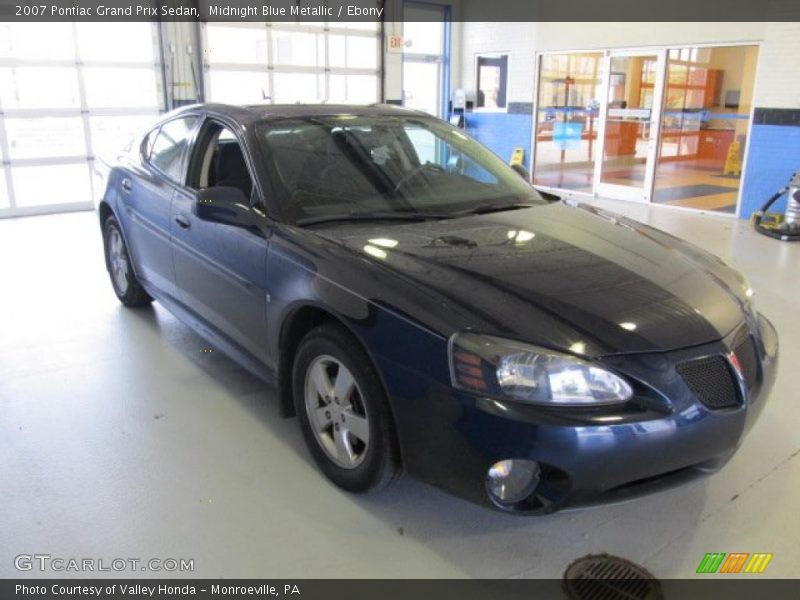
[97,103,778,513]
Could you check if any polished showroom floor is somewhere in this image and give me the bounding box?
[1,200,798,579]
[535,160,741,214]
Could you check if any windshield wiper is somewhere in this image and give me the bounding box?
[296,211,448,227]
[454,202,534,217]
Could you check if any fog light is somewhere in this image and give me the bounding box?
[486,459,540,505]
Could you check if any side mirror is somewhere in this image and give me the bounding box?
[511,163,530,181]
[194,186,254,229]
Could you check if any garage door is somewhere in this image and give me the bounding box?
[203,22,380,105]
[0,23,164,218]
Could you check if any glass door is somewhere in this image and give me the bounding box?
[595,50,666,202]
[402,3,447,117]
[532,52,604,192]
[653,45,758,215]
[402,60,442,116]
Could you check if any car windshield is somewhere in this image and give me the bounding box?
[255,114,546,225]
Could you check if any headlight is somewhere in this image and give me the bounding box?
[449,333,633,406]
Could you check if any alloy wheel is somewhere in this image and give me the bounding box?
[108,228,129,295]
[304,355,370,469]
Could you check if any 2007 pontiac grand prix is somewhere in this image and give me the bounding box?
[96,103,778,513]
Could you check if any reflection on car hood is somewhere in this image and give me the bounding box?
[314,202,748,355]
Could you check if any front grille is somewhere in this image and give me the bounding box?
[676,355,740,410]
[734,336,759,390]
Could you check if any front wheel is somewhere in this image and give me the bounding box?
[292,323,402,493]
[103,215,152,307]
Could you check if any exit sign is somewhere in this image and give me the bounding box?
[387,35,403,53]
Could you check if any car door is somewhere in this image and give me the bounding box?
[170,116,271,364]
[120,115,199,298]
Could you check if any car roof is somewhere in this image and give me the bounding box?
[169,102,432,126]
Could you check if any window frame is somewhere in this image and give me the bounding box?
[186,114,266,214]
[142,114,201,186]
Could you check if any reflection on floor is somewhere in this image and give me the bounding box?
[534,159,740,214]
[653,161,740,213]
[533,168,594,192]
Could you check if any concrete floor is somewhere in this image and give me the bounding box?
[1,200,798,579]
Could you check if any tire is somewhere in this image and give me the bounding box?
[103,215,152,308]
[293,323,402,493]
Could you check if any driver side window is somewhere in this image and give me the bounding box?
[191,123,254,202]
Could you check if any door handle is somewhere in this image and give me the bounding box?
[175,215,191,230]
[121,178,132,192]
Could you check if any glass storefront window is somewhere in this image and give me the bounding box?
[90,115,159,162]
[0,23,163,216]
[207,70,269,104]
[83,67,160,109]
[0,67,81,110]
[204,23,379,106]
[534,45,758,215]
[5,117,87,160]
[12,163,92,207]
[77,23,155,63]
[0,23,75,60]
[271,30,324,67]
[272,73,323,103]
[206,25,267,65]
[653,45,759,214]
[533,52,604,191]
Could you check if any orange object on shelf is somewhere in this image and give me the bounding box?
[698,129,735,163]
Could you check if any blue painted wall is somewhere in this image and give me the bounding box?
[739,124,800,219]
[464,112,533,168]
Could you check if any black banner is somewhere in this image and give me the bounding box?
[0,0,798,22]
[3,579,800,600]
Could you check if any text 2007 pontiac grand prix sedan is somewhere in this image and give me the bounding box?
[97,103,778,513]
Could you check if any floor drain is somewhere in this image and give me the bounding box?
[563,553,663,600]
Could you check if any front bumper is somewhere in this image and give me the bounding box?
[386,313,778,513]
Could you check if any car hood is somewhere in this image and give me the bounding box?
[313,202,748,356]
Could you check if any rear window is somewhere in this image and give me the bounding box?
[148,116,197,183]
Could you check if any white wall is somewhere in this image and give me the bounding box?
[383,20,404,102]
[534,22,765,52]
[753,21,800,108]
[458,22,537,103]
